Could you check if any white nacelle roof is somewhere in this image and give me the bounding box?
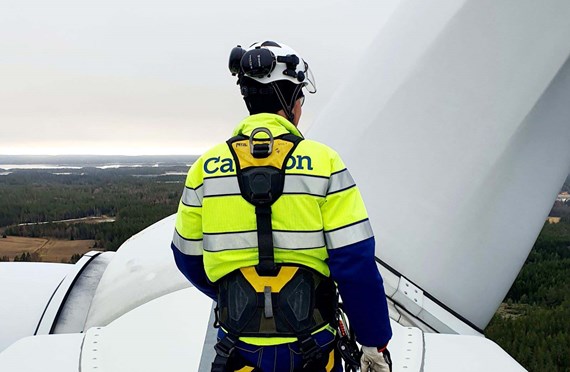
[0,282,525,371]
[82,287,212,371]
[0,334,83,372]
[423,333,523,371]
[0,263,71,352]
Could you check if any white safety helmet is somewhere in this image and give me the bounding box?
[229,41,317,94]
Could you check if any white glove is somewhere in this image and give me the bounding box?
[360,346,392,372]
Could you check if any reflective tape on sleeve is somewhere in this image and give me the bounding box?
[203,230,325,252]
[203,176,241,197]
[325,219,373,249]
[182,185,203,207]
[283,174,328,197]
[327,169,356,195]
[172,229,203,255]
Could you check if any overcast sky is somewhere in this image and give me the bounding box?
[0,0,397,155]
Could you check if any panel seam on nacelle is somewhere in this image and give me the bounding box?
[49,252,102,334]
[376,257,484,334]
[34,277,66,336]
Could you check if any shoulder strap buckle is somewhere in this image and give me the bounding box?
[213,333,239,358]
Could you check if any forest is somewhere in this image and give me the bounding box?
[485,214,570,371]
[0,167,569,371]
[0,167,186,251]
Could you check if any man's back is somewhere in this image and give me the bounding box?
[171,40,392,372]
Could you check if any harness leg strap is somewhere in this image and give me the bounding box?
[211,333,239,372]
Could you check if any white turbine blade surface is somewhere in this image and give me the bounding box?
[309,0,570,330]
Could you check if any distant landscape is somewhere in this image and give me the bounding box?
[0,154,197,168]
[485,211,570,371]
[0,155,196,261]
[0,156,568,371]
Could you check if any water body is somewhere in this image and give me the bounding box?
[0,167,187,178]
[0,155,197,170]
[132,172,187,177]
[0,164,83,170]
[0,164,167,170]
[0,157,194,177]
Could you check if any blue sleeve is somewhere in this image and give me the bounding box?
[171,243,218,301]
[328,237,392,347]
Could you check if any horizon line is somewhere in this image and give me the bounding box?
[0,154,201,157]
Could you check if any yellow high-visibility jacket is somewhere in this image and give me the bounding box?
[174,113,372,281]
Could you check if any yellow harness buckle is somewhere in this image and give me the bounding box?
[240,266,299,293]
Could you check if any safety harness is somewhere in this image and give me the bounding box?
[211,128,337,372]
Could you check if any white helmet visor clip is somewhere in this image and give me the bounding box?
[304,62,317,94]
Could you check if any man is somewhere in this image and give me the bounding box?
[171,41,392,372]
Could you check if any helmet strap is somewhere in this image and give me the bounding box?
[272,82,303,123]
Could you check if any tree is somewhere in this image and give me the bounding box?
[13,252,35,262]
[68,254,82,264]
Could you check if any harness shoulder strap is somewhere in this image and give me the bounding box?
[226,130,302,275]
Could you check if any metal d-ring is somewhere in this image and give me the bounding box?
[250,128,273,156]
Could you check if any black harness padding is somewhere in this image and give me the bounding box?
[213,265,337,371]
[217,266,337,338]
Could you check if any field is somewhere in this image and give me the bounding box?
[547,216,561,224]
[0,236,98,263]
